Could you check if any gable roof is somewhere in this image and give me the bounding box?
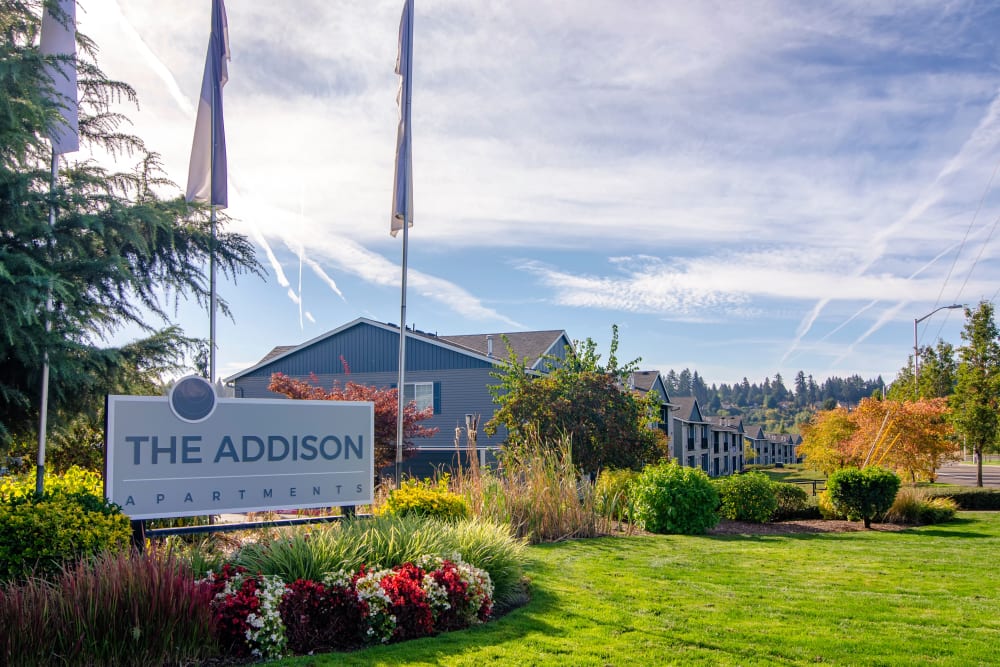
[225,317,571,382]
[439,330,569,371]
[744,423,766,440]
[671,396,706,423]
[628,370,673,405]
[255,345,297,366]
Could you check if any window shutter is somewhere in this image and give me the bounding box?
[433,382,441,414]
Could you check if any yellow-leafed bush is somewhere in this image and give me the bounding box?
[817,490,846,520]
[378,476,470,521]
[0,465,103,501]
[1,468,131,582]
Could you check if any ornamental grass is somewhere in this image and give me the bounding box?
[0,549,217,667]
[454,430,613,543]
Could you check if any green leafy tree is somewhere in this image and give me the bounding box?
[889,340,957,401]
[486,326,665,472]
[0,1,261,452]
[950,301,1000,487]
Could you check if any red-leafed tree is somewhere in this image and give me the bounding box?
[268,368,438,472]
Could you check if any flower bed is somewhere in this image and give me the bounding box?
[200,555,494,660]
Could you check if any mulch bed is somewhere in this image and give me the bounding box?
[709,518,909,535]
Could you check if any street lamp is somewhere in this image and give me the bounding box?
[913,304,963,395]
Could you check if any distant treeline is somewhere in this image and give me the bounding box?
[663,369,885,431]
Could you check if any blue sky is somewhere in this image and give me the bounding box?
[77,1,1000,386]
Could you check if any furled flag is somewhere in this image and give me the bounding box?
[40,0,79,155]
[186,0,230,208]
[390,0,413,237]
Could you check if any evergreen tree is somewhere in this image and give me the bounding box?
[794,370,808,407]
[664,369,679,395]
[0,2,261,451]
[677,368,692,396]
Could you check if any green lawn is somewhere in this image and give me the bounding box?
[282,512,1000,666]
[759,464,826,484]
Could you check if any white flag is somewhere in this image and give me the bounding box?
[390,0,413,237]
[186,0,230,208]
[40,0,78,155]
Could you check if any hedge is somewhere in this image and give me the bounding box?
[927,488,1000,510]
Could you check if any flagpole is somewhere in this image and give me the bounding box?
[209,87,217,383]
[395,217,409,487]
[394,0,414,489]
[36,148,58,494]
[186,0,228,381]
[36,0,79,495]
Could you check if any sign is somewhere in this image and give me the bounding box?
[105,377,374,520]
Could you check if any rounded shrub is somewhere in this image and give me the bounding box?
[716,472,778,523]
[771,482,811,520]
[378,476,470,521]
[631,461,719,535]
[827,466,901,528]
[0,491,131,581]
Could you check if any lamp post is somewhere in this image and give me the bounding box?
[913,304,963,396]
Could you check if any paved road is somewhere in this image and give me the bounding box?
[935,463,1000,488]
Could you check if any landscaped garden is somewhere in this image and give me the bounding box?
[4,453,1000,666]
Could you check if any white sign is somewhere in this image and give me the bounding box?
[105,377,374,520]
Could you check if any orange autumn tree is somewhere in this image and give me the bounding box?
[872,398,958,482]
[268,370,438,472]
[800,397,957,481]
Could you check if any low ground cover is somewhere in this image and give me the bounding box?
[276,512,1000,666]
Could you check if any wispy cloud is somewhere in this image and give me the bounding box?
[82,1,1000,382]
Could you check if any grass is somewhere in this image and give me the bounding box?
[758,464,827,484]
[275,512,1000,666]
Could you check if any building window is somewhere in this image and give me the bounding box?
[403,382,434,412]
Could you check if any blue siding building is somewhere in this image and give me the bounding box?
[225,318,571,479]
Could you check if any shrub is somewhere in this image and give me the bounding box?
[771,482,811,520]
[418,554,494,630]
[0,490,131,582]
[280,577,368,654]
[203,564,288,660]
[827,466,901,528]
[817,490,846,520]
[884,487,958,525]
[594,468,638,521]
[378,476,470,521]
[0,550,217,666]
[926,488,1000,510]
[716,472,778,523]
[631,461,719,535]
[0,464,103,500]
